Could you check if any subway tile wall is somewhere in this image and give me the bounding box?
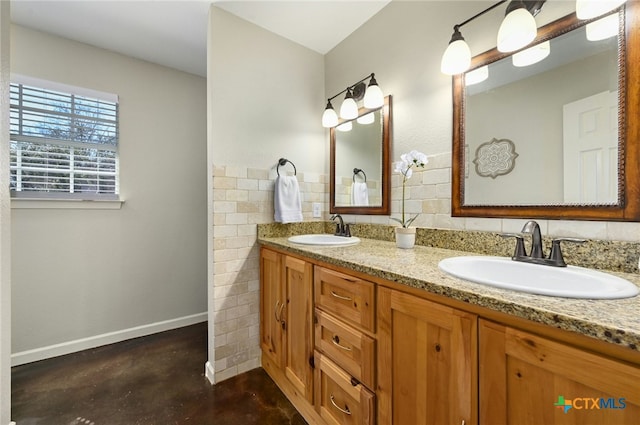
[211,165,328,382]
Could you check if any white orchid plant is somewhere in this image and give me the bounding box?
[392,150,428,228]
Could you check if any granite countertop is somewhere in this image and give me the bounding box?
[259,236,640,353]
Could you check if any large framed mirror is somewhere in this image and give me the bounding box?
[452,2,640,221]
[330,95,391,215]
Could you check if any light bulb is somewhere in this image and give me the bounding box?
[586,13,619,41]
[339,96,358,120]
[357,112,375,125]
[512,41,550,67]
[363,84,384,109]
[336,121,352,132]
[441,28,471,75]
[497,7,538,52]
[322,106,338,128]
[465,66,489,86]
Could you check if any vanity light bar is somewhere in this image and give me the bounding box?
[441,0,627,75]
[322,73,384,128]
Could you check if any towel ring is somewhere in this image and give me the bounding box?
[277,158,297,176]
[353,168,367,183]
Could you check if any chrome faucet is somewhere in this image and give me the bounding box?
[330,214,351,237]
[501,220,585,267]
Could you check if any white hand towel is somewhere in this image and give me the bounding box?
[274,175,303,223]
[351,181,369,206]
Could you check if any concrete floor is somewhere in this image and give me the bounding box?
[11,322,306,425]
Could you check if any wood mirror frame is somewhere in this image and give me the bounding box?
[452,2,640,221]
[330,95,391,215]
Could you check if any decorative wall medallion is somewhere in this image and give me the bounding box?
[473,138,518,179]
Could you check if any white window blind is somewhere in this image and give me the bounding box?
[10,81,119,199]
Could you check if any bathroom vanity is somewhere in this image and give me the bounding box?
[259,236,640,425]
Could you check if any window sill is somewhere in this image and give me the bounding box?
[11,198,125,210]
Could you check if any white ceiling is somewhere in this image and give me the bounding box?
[10,0,391,77]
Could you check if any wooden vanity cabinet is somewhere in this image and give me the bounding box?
[260,246,640,425]
[260,248,314,404]
[479,319,640,425]
[377,287,478,425]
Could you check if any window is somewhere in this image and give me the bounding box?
[10,79,119,200]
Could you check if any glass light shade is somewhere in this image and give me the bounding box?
[586,13,619,41]
[322,107,338,128]
[465,65,489,86]
[363,84,384,109]
[497,8,538,52]
[577,0,626,19]
[336,121,352,132]
[512,41,550,67]
[357,112,375,125]
[339,97,359,120]
[441,39,472,75]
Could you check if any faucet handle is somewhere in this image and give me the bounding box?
[549,238,586,267]
[500,233,527,259]
[344,223,351,237]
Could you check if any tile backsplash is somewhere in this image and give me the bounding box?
[210,164,328,382]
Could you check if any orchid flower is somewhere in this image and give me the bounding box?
[392,150,428,228]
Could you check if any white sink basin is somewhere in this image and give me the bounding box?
[288,234,360,247]
[438,256,639,299]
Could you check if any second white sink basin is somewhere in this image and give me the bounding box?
[288,234,360,246]
[438,256,639,299]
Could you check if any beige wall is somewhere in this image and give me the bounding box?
[206,6,326,383]
[325,0,640,241]
[1,1,11,422]
[10,25,208,361]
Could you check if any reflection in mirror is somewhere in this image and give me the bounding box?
[464,17,619,206]
[330,96,391,215]
[452,4,640,221]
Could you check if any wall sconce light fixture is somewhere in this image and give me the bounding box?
[322,73,384,128]
[440,0,626,75]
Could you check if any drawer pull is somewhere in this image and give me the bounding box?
[330,394,351,415]
[274,301,285,324]
[274,301,281,322]
[332,335,352,351]
[330,291,352,301]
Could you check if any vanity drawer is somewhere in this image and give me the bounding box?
[314,351,375,425]
[315,309,376,390]
[314,266,375,333]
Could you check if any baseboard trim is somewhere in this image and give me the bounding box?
[204,360,216,385]
[11,312,207,366]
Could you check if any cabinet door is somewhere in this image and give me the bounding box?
[480,319,640,425]
[260,248,284,368]
[377,287,477,425]
[283,255,314,403]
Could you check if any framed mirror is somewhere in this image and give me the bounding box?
[330,95,391,215]
[452,3,640,221]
